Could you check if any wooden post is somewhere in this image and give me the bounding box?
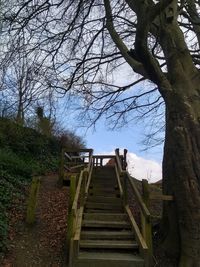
[141,179,153,265]
[58,147,65,186]
[122,172,128,205]
[123,149,128,170]
[66,174,77,262]
[80,171,87,206]
[26,176,41,225]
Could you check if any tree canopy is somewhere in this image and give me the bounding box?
[1,1,200,266]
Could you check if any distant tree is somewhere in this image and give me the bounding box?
[36,106,54,137]
[2,1,200,265]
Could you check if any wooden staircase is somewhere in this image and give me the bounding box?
[64,149,152,267]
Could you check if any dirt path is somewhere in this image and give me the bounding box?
[2,175,69,267]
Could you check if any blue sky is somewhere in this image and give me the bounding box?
[57,96,164,182]
[75,120,163,182]
[79,123,163,162]
[58,91,164,182]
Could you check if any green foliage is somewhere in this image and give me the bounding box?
[0,149,33,177]
[0,169,29,256]
[0,117,85,257]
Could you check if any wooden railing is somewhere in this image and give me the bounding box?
[59,148,93,184]
[93,155,115,166]
[115,148,152,265]
[67,149,93,265]
[66,147,173,266]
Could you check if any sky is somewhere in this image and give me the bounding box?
[77,121,163,183]
[58,69,164,183]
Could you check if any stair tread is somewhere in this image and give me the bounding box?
[78,251,144,261]
[86,201,122,205]
[85,205,123,211]
[87,196,121,201]
[80,239,138,249]
[83,213,127,222]
[85,209,122,213]
[82,220,130,228]
[81,230,134,239]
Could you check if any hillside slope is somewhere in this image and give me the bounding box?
[0,118,83,258]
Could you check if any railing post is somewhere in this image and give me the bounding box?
[66,174,77,262]
[80,171,87,206]
[141,179,153,265]
[123,149,128,170]
[116,148,120,158]
[122,172,128,205]
[58,147,65,186]
[26,176,41,225]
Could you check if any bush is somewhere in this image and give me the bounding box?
[0,169,30,256]
[0,117,85,256]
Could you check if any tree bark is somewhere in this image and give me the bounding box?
[162,76,200,266]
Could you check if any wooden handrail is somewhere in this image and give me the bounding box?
[115,148,151,221]
[64,152,72,161]
[74,206,84,241]
[125,205,148,254]
[87,150,93,171]
[93,155,116,159]
[127,173,151,221]
[115,164,123,198]
[72,171,83,215]
[85,150,94,195]
[71,149,93,218]
[115,149,123,174]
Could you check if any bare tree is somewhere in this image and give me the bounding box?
[2,0,200,265]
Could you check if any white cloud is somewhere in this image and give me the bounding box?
[95,150,162,183]
[127,152,162,183]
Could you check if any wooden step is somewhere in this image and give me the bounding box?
[89,188,119,193]
[83,213,127,221]
[89,184,118,189]
[87,196,121,204]
[81,230,134,240]
[82,220,131,229]
[85,202,123,211]
[92,178,116,182]
[85,209,122,213]
[90,181,118,188]
[76,251,144,267]
[80,240,138,249]
[88,192,120,198]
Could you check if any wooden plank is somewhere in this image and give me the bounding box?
[72,171,83,213]
[80,240,138,249]
[66,174,77,261]
[115,149,123,174]
[115,164,124,198]
[70,164,85,170]
[150,194,174,201]
[141,180,153,266]
[64,152,72,161]
[85,164,94,195]
[70,206,84,265]
[74,206,84,241]
[125,206,148,256]
[127,174,151,221]
[93,155,116,159]
[70,155,89,159]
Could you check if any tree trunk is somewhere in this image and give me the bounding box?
[16,104,24,125]
[162,77,200,266]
